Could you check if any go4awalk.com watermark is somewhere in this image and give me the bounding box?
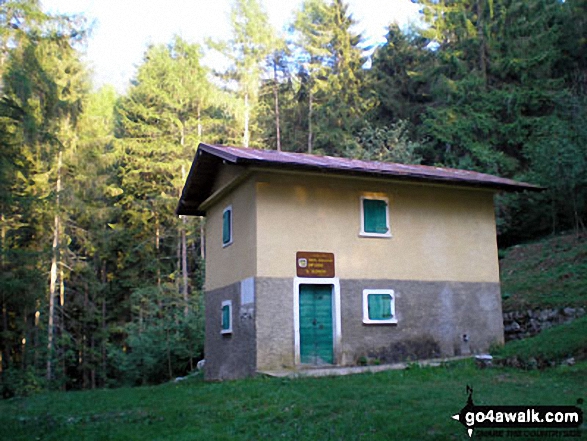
[452,386,584,438]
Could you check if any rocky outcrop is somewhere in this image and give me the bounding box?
[503,307,585,341]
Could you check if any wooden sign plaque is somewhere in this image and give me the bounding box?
[296,252,335,278]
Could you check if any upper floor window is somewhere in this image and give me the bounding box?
[222,205,233,247]
[360,196,391,237]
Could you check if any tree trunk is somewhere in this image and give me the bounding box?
[60,266,66,390]
[155,213,162,314]
[90,334,96,389]
[21,308,27,370]
[181,165,189,317]
[1,214,7,375]
[273,61,281,151]
[166,326,173,380]
[180,119,186,150]
[47,221,58,381]
[47,149,63,381]
[101,261,107,388]
[197,104,202,139]
[83,282,89,389]
[182,217,188,316]
[244,92,250,148]
[308,89,314,154]
[200,219,205,260]
[476,0,487,86]
[1,298,6,376]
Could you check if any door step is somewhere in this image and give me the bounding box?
[258,355,472,378]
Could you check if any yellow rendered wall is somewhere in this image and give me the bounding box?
[204,177,257,291]
[255,171,500,283]
[211,164,247,193]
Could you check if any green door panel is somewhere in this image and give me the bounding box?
[299,284,334,365]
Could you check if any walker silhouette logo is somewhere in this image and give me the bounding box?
[451,386,583,438]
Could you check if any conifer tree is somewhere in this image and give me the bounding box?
[292,0,370,155]
[208,0,278,147]
[115,37,209,380]
[0,0,89,387]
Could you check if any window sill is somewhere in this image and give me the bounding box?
[359,232,392,238]
[362,319,398,325]
[221,329,233,335]
[222,240,233,248]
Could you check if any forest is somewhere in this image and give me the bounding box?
[0,0,585,395]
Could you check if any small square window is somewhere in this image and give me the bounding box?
[363,289,397,324]
[360,196,391,237]
[222,206,233,247]
[221,300,232,334]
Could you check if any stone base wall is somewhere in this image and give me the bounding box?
[204,281,256,381]
[503,307,586,341]
[339,279,503,366]
[254,277,503,371]
[204,277,505,380]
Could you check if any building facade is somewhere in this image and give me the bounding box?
[177,143,540,380]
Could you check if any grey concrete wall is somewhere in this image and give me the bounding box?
[255,277,295,371]
[204,281,256,381]
[253,277,502,371]
[339,279,503,365]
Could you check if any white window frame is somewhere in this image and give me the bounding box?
[222,205,233,248]
[362,289,397,324]
[220,300,233,334]
[359,196,391,238]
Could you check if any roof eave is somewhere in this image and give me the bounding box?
[176,144,545,217]
[234,157,545,193]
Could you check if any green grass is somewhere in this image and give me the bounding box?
[493,316,587,364]
[2,232,585,440]
[0,361,585,441]
[499,232,587,311]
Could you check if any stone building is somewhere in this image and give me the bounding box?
[177,143,540,380]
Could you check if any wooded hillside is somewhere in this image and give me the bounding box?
[1,0,585,394]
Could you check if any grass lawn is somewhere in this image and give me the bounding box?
[2,232,585,440]
[500,232,587,311]
[1,360,585,441]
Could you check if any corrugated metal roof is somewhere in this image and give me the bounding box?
[177,143,543,216]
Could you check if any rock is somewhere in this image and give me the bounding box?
[563,307,576,316]
[475,354,493,369]
[562,357,575,366]
[528,318,540,332]
[197,359,206,371]
[508,357,522,368]
[174,376,186,382]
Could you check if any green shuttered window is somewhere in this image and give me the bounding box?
[221,300,232,334]
[368,294,392,320]
[360,197,390,237]
[222,206,232,246]
[363,289,397,324]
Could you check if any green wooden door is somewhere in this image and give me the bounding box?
[299,284,334,365]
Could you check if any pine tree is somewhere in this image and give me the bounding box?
[208,0,278,148]
[115,37,209,381]
[291,0,370,155]
[369,24,434,127]
[0,0,89,389]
